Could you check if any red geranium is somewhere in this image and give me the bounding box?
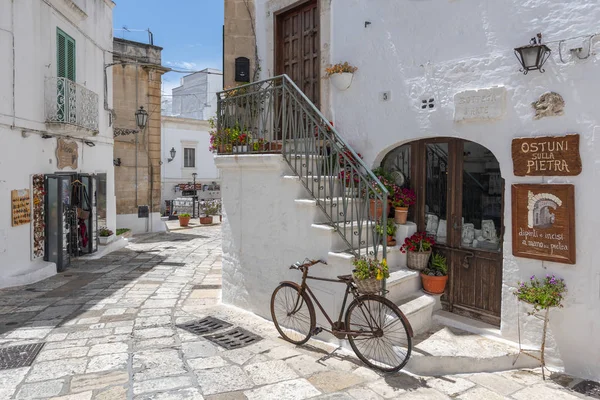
[400,231,435,253]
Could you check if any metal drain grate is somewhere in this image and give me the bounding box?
[0,343,45,370]
[205,327,263,350]
[177,317,232,336]
[573,380,600,399]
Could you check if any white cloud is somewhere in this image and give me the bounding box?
[164,61,200,71]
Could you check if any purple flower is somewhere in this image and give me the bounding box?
[530,275,535,280]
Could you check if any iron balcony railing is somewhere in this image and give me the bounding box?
[216,75,388,262]
[45,77,99,133]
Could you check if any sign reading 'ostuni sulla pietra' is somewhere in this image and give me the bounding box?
[511,134,582,176]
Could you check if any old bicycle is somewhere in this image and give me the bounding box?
[270,259,413,372]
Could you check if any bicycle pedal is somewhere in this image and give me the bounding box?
[312,327,323,335]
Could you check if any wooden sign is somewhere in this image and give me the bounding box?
[512,184,575,264]
[56,138,78,169]
[511,134,581,176]
[11,189,31,227]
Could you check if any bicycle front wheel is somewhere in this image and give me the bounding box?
[270,282,316,345]
[345,295,412,372]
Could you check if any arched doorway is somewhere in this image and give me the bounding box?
[382,138,504,326]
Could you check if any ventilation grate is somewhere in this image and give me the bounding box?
[177,317,232,336]
[421,98,435,109]
[572,380,600,399]
[205,327,263,350]
[0,343,45,370]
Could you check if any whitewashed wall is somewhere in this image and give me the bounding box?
[0,0,115,287]
[249,0,600,380]
[171,69,223,120]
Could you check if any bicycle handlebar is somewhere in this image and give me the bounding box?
[289,259,327,270]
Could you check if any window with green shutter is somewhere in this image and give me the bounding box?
[56,28,76,81]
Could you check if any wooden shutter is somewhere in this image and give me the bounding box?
[57,28,76,81]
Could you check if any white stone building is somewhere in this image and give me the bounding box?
[171,69,223,120]
[0,0,116,288]
[219,0,600,381]
[160,116,220,215]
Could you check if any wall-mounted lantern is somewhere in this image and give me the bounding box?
[135,106,148,129]
[514,33,551,74]
[167,147,176,163]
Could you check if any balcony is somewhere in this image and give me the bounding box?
[45,77,99,135]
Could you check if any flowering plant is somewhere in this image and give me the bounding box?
[98,227,113,237]
[339,170,360,187]
[352,257,389,281]
[325,62,358,76]
[315,121,334,138]
[392,188,416,208]
[252,138,266,151]
[400,232,435,253]
[339,147,362,166]
[514,275,567,313]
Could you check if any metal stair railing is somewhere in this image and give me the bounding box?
[216,75,388,262]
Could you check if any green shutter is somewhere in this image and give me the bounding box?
[56,28,75,81]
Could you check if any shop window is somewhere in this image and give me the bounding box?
[183,148,196,168]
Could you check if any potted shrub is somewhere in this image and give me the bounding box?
[199,200,220,225]
[365,173,395,221]
[178,213,191,227]
[421,252,448,294]
[338,147,362,197]
[392,187,416,224]
[400,232,435,271]
[326,62,358,91]
[352,257,389,294]
[98,227,114,245]
[376,219,397,246]
[233,132,251,153]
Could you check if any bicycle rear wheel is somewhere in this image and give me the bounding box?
[270,282,316,345]
[345,295,412,372]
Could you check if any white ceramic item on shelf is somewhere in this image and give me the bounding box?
[330,72,354,91]
[462,223,475,244]
[425,213,439,236]
[437,219,447,239]
[482,219,497,240]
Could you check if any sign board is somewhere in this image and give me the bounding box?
[56,138,78,169]
[11,189,31,227]
[512,184,575,264]
[512,134,581,176]
[454,86,506,122]
[138,205,149,218]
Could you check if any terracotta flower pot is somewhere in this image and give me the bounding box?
[421,273,448,294]
[199,216,213,225]
[369,199,384,220]
[387,236,396,246]
[179,216,190,227]
[394,207,409,224]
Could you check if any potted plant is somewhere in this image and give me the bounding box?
[421,252,448,294]
[98,227,114,245]
[352,257,389,294]
[365,173,396,221]
[199,200,220,225]
[400,232,435,271]
[178,213,191,227]
[233,132,251,153]
[392,187,416,224]
[376,219,397,246]
[338,147,362,197]
[326,62,358,91]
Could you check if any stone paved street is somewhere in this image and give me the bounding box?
[0,226,593,399]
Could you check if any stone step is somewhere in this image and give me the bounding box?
[293,197,364,224]
[286,154,337,177]
[283,175,341,199]
[398,293,436,336]
[405,325,540,376]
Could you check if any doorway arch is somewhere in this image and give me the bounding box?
[381,138,504,326]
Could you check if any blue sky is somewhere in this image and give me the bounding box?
[113,0,224,95]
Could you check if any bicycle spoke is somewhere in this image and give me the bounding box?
[271,285,314,345]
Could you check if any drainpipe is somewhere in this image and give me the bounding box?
[2,0,16,127]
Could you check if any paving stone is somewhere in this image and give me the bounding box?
[285,354,330,377]
[367,379,407,398]
[244,378,321,400]
[6,328,53,339]
[456,386,506,400]
[135,316,172,328]
[16,379,64,399]
[262,345,302,360]
[134,387,204,400]
[468,372,524,395]
[86,353,128,373]
[395,388,450,399]
[195,365,254,395]
[133,375,194,395]
[205,391,247,400]
[134,337,177,350]
[70,370,129,393]
[36,346,89,361]
[49,391,93,400]
[115,326,133,334]
[181,340,218,358]
[512,384,582,400]
[427,376,476,396]
[103,308,127,316]
[244,359,298,385]
[86,335,131,345]
[187,356,229,370]
[220,348,256,365]
[45,340,89,351]
[66,329,113,340]
[313,394,354,400]
[308,370,366,393]
[0,367,29,398]
[26,358,88,382]
[94,386,127,400]
[133,349,186,380]
[134,327,175,339]
[46,333,69,342]
[88,342,128,356]
[347,387,385,400]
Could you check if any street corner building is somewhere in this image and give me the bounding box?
[0,0,117,287]
[218,0,600,382]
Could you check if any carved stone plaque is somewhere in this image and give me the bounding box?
[512,184,575,264]
[56,138,78,169]
[512,134,581,176]
[454,86,506,122]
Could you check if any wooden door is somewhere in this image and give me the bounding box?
[276,0,320,107]
[414,139,504,326]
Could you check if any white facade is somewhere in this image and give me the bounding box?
[221,0,600,381]
[0,0,116,288]
[171,69,223,120]
[160,116,220,213]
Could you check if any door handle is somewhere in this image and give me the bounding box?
[462,251,474,269]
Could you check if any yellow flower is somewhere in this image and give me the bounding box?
[376,268,383,280]
[382,258,387,268]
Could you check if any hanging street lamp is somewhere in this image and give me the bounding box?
[514,33,551,74]
[135,106,149,129]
